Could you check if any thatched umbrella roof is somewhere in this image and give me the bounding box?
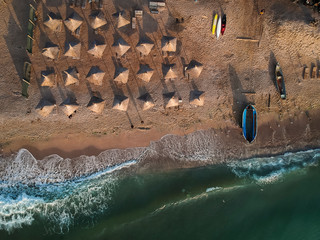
[64,12,83,32]
[136,38,154,56]
[36,99,55,117]
[42,43,59,60]
[137,64,154,82]
[86,66,105,86]
[60,97,79,117]
[162,63,177,80]
[161,36,177,52]
[87,40,107,58]
[163,92,179,108]
[62,67,79,86]
[137,93,154,110]
[112,37,130,57]
[40,70,55,87]
[114,66,129,84]
[112,94,129,111]
[64,41,81,59]
[87,96,106,114]
[189,90,205,106]
[44,12,62,32]
[186,60,203,78]
[114,11,130,28]
[89,11,107,29]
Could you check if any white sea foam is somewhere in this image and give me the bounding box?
[0,159,137,233]
[0,148,145,185]
[206,186,222,193]
[228,149,320,183]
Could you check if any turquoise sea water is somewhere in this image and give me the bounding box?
[0,149,320,240]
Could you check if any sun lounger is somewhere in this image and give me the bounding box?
[22,62,31,98]
[27,20,34,38]
[311,66,316,78]
[98,0,103,9]
[303,67,309,79]
[23,62,31,81]
[82,0,87,9]
[69,0,74,7]
[29,4,37,23]
[26,35,33,53]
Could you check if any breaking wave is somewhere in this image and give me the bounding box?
[0,146,319,234]
[0,158,137,233]
[228,149,320,183]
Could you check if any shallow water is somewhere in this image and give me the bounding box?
[0,149,320,240]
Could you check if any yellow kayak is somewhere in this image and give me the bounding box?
[212,13,218,35]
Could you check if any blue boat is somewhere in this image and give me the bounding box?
[242,105,257,143]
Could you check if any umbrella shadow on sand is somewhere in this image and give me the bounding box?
[268,51,278,90]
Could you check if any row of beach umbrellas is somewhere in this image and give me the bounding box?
[36,89,205,117]
[42,35,176,60]
[44,10,131,32]
[39,59,203,87]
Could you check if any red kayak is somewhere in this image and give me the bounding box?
[221,14,226,35]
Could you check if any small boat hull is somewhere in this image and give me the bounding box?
[216,16,221,39]
[242,105,257,143]
[212,14,218,35]
[275,63,286,99]
[221,14,226,35]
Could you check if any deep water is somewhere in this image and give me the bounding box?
[0,149,320,240]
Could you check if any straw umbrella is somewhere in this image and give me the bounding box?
[114,66,129,84]
[137,64,154,82]
[89,11,107,29]
[162,63,177,80]
[64,41,81,59]
[35,99,55,117]
[186,60,203,78]
[136,38,154,56]
[64,12,83,32]
[114,11,130,28]
[87,40,106,58]
[42,43,59,60]
[44,12,62,32]
[60,97,79,117]
[137,93,154,110]
[163,92,179,108]
[87,96,106,114]
[112,37,130,57]
[40,70,55,87]
[189,90,205,106]
[62,67,79,86]
[112,95,129,111]
[86,66,105,86]
[161,36,177,52]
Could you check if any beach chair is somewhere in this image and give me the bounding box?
[311,66,316,78]
[27,20,35,38]
[98,0,103,9]
[21,62,31,98]
[75,26,80,36]
[69,0,75,7]
[303,67,309,79]
[82,0,87,9]
[26,35,33,53]
[29,4,37,23]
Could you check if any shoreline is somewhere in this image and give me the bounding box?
[0,108,319,185]
[1,108,319,162]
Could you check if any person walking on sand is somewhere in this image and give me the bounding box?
[259,9,265,15]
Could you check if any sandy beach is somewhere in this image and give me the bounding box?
[0,0,320,175]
